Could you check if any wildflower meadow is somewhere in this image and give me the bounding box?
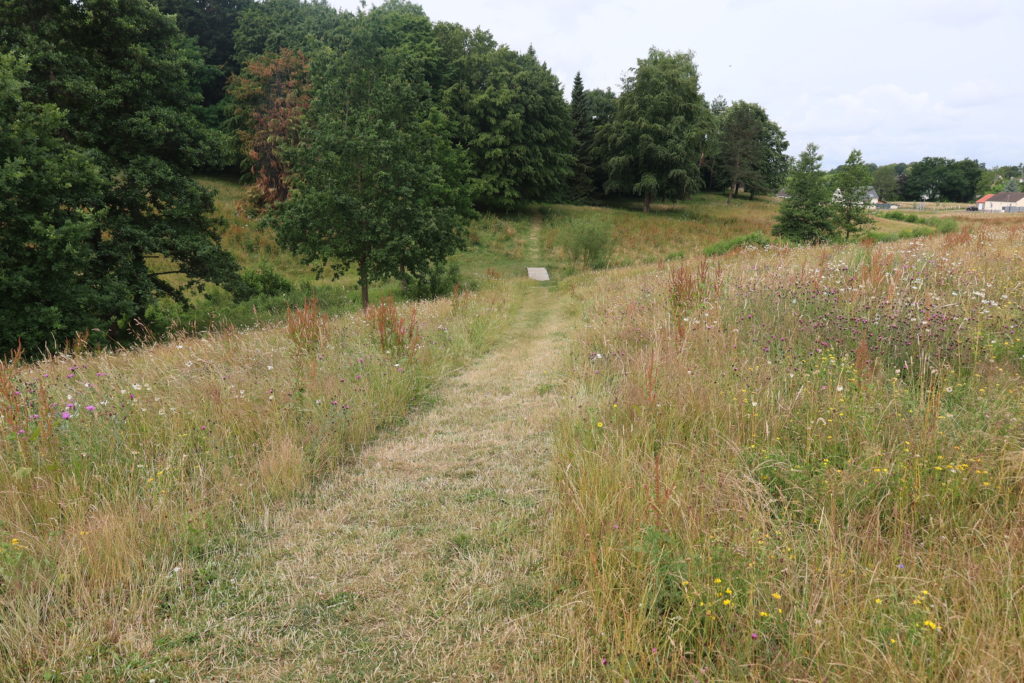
[0,286,517,677]
[546,222,1024,679]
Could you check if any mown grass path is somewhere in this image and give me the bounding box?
[157,285,573,680]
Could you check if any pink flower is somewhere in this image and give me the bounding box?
[85,405,96,412]
[61,411,71,419]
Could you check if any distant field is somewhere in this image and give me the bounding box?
[460,195,778,279]
[883,201,974,212]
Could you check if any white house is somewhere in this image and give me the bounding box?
[978,192,1024,212]
[832,187,880,206]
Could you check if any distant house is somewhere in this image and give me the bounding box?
[978,192,1024,212]
[832,186,880,206]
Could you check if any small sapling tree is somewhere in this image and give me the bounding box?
[832,149,874,239]
[773,143,835,243]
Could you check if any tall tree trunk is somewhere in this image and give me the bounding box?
[728,159,740,203]
[643,192,651,213]
[358,258,369,309]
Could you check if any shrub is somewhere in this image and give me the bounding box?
[399,261,467,300]
[238,265,293,299]
[365,297,419,356]
[559,216,615,268]
[285,298,329,353]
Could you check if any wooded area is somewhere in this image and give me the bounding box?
[0,0,1008,356]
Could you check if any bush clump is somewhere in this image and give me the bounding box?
[559,216,615,269]
[239,266,293,299]
[399,261,471,300]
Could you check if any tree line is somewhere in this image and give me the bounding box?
[1,0,789,356]
[869,158,1021,203]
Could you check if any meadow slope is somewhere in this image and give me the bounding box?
[6,195,1024,680]
[544,220,1024,679]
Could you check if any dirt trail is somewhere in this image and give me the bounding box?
[161,286,572,680]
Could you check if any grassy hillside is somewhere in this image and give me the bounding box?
[7,185,1022,678]
[543,219,1024,678]
[191,180,779,326]
[0,287,521,677]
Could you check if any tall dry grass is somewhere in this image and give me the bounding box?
[0,284,518,678]
[543,223,1024,679]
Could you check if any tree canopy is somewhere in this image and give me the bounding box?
[902,157,984,202]
[831,149,874,238]
[154,0,254,105]
[232,0,343,65]
[435,24,573,211]
[714,100,789,201]
[599,49,711,212]
[0,0,241,355]
[267,3,473,308]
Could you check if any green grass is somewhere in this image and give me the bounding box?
[0,285,521,678]
[541,219,1024,679]
[194,180,780,313]
[13,179,1016,678]
[703,230,771,256]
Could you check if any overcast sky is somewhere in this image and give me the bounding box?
[330,0,1022,169]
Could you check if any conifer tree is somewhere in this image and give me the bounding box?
[569,72,595,199]
[773,143,835,243]
[0,0,242,353]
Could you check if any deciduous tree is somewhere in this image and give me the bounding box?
[599,49,711,212]
[268,5,473,308]
[436,26,573,211]
[872,163,901,201]
[902,157,984,202]
[831,149,874,238]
